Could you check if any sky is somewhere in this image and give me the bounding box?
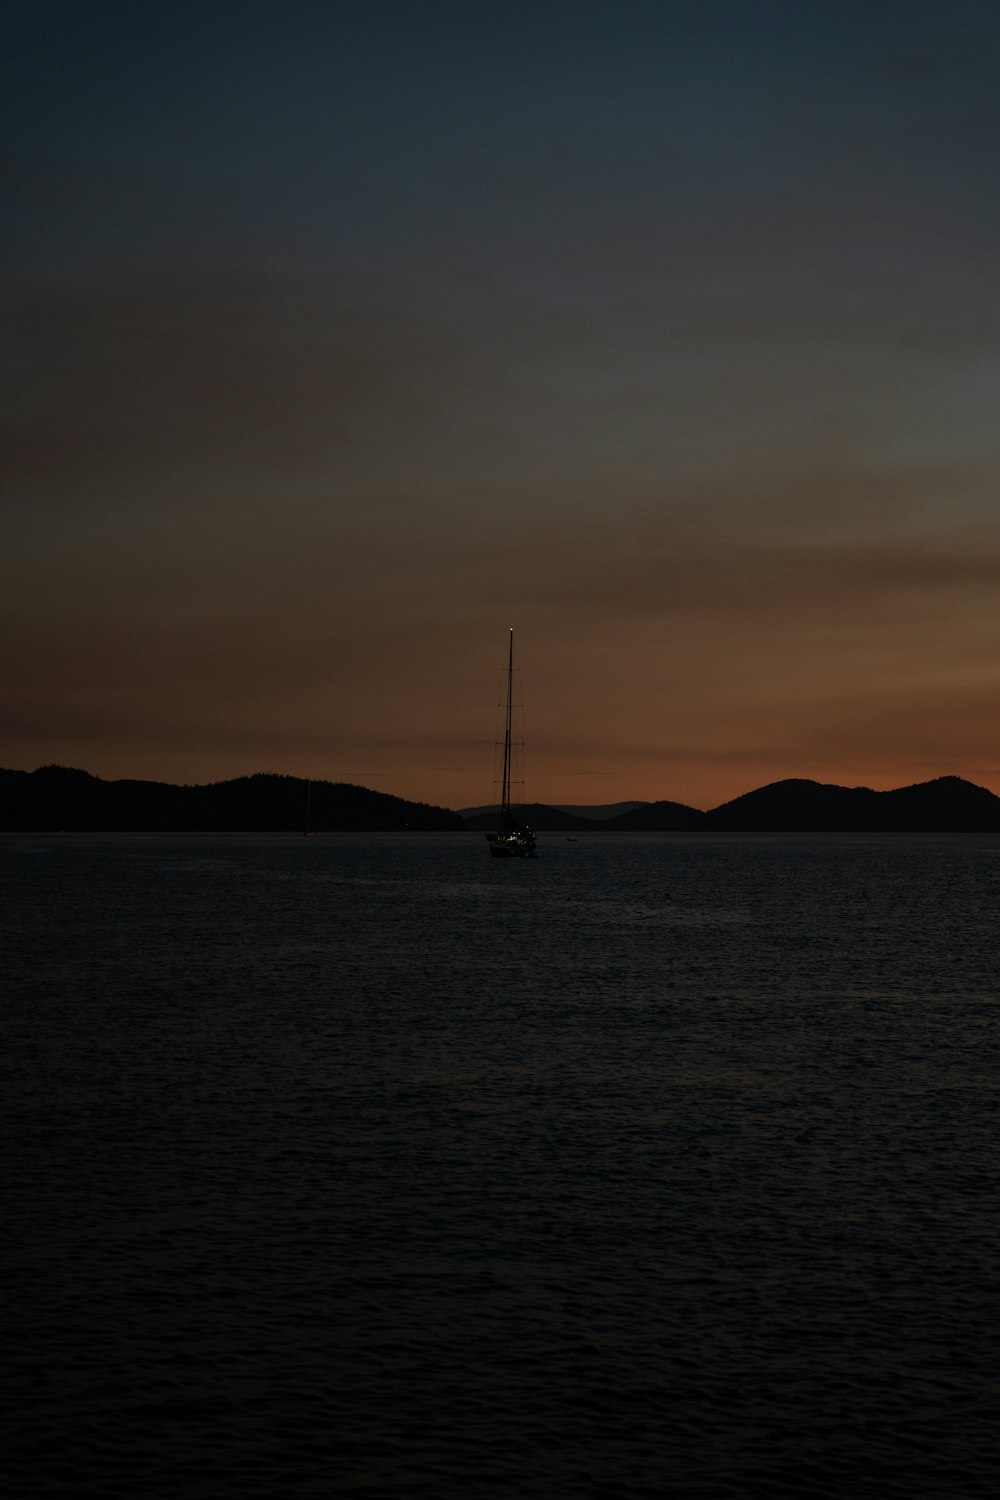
[4,0,1000,810]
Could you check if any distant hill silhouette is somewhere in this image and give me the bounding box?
[0,766,463,832]
[603,798,707,832]
[460,800,649,822]
[4,767,999,834]
[464,776,1000,833]
[553,800,650,820]
[698,775,1000,832]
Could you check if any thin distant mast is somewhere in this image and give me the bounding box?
[499,627,514,830]
[488,626,536,857]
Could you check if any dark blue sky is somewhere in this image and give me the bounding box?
[4,1,1000,805]
[7,3,998,180]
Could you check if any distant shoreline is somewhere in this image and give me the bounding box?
[4,766,1000,834]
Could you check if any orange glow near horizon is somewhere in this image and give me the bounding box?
[7,474,1000,811]
[8,544,1000,813]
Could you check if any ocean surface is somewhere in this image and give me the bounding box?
[3,831,999,1498]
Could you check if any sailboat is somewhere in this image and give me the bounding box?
[486,628,538,858]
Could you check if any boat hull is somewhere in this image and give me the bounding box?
[487,834,537,858]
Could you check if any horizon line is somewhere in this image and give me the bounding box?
[7,761,1000,815]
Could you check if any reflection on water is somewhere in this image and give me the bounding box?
[3,832,1000,1497]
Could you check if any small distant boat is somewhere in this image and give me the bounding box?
[486,629,537,859]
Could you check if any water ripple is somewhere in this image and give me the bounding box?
[3,833,999,1496]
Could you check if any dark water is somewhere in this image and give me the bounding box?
[3,831,1000,1497]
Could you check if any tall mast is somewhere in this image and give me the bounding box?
[499,627,513,828]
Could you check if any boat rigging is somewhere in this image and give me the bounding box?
[486,628,537,859]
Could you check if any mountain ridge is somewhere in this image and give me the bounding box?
[0,765,463,832]
[3,767,1000,832]
[467,775,1000,832]
[460,800,649,821]
[697,774,1000,832]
